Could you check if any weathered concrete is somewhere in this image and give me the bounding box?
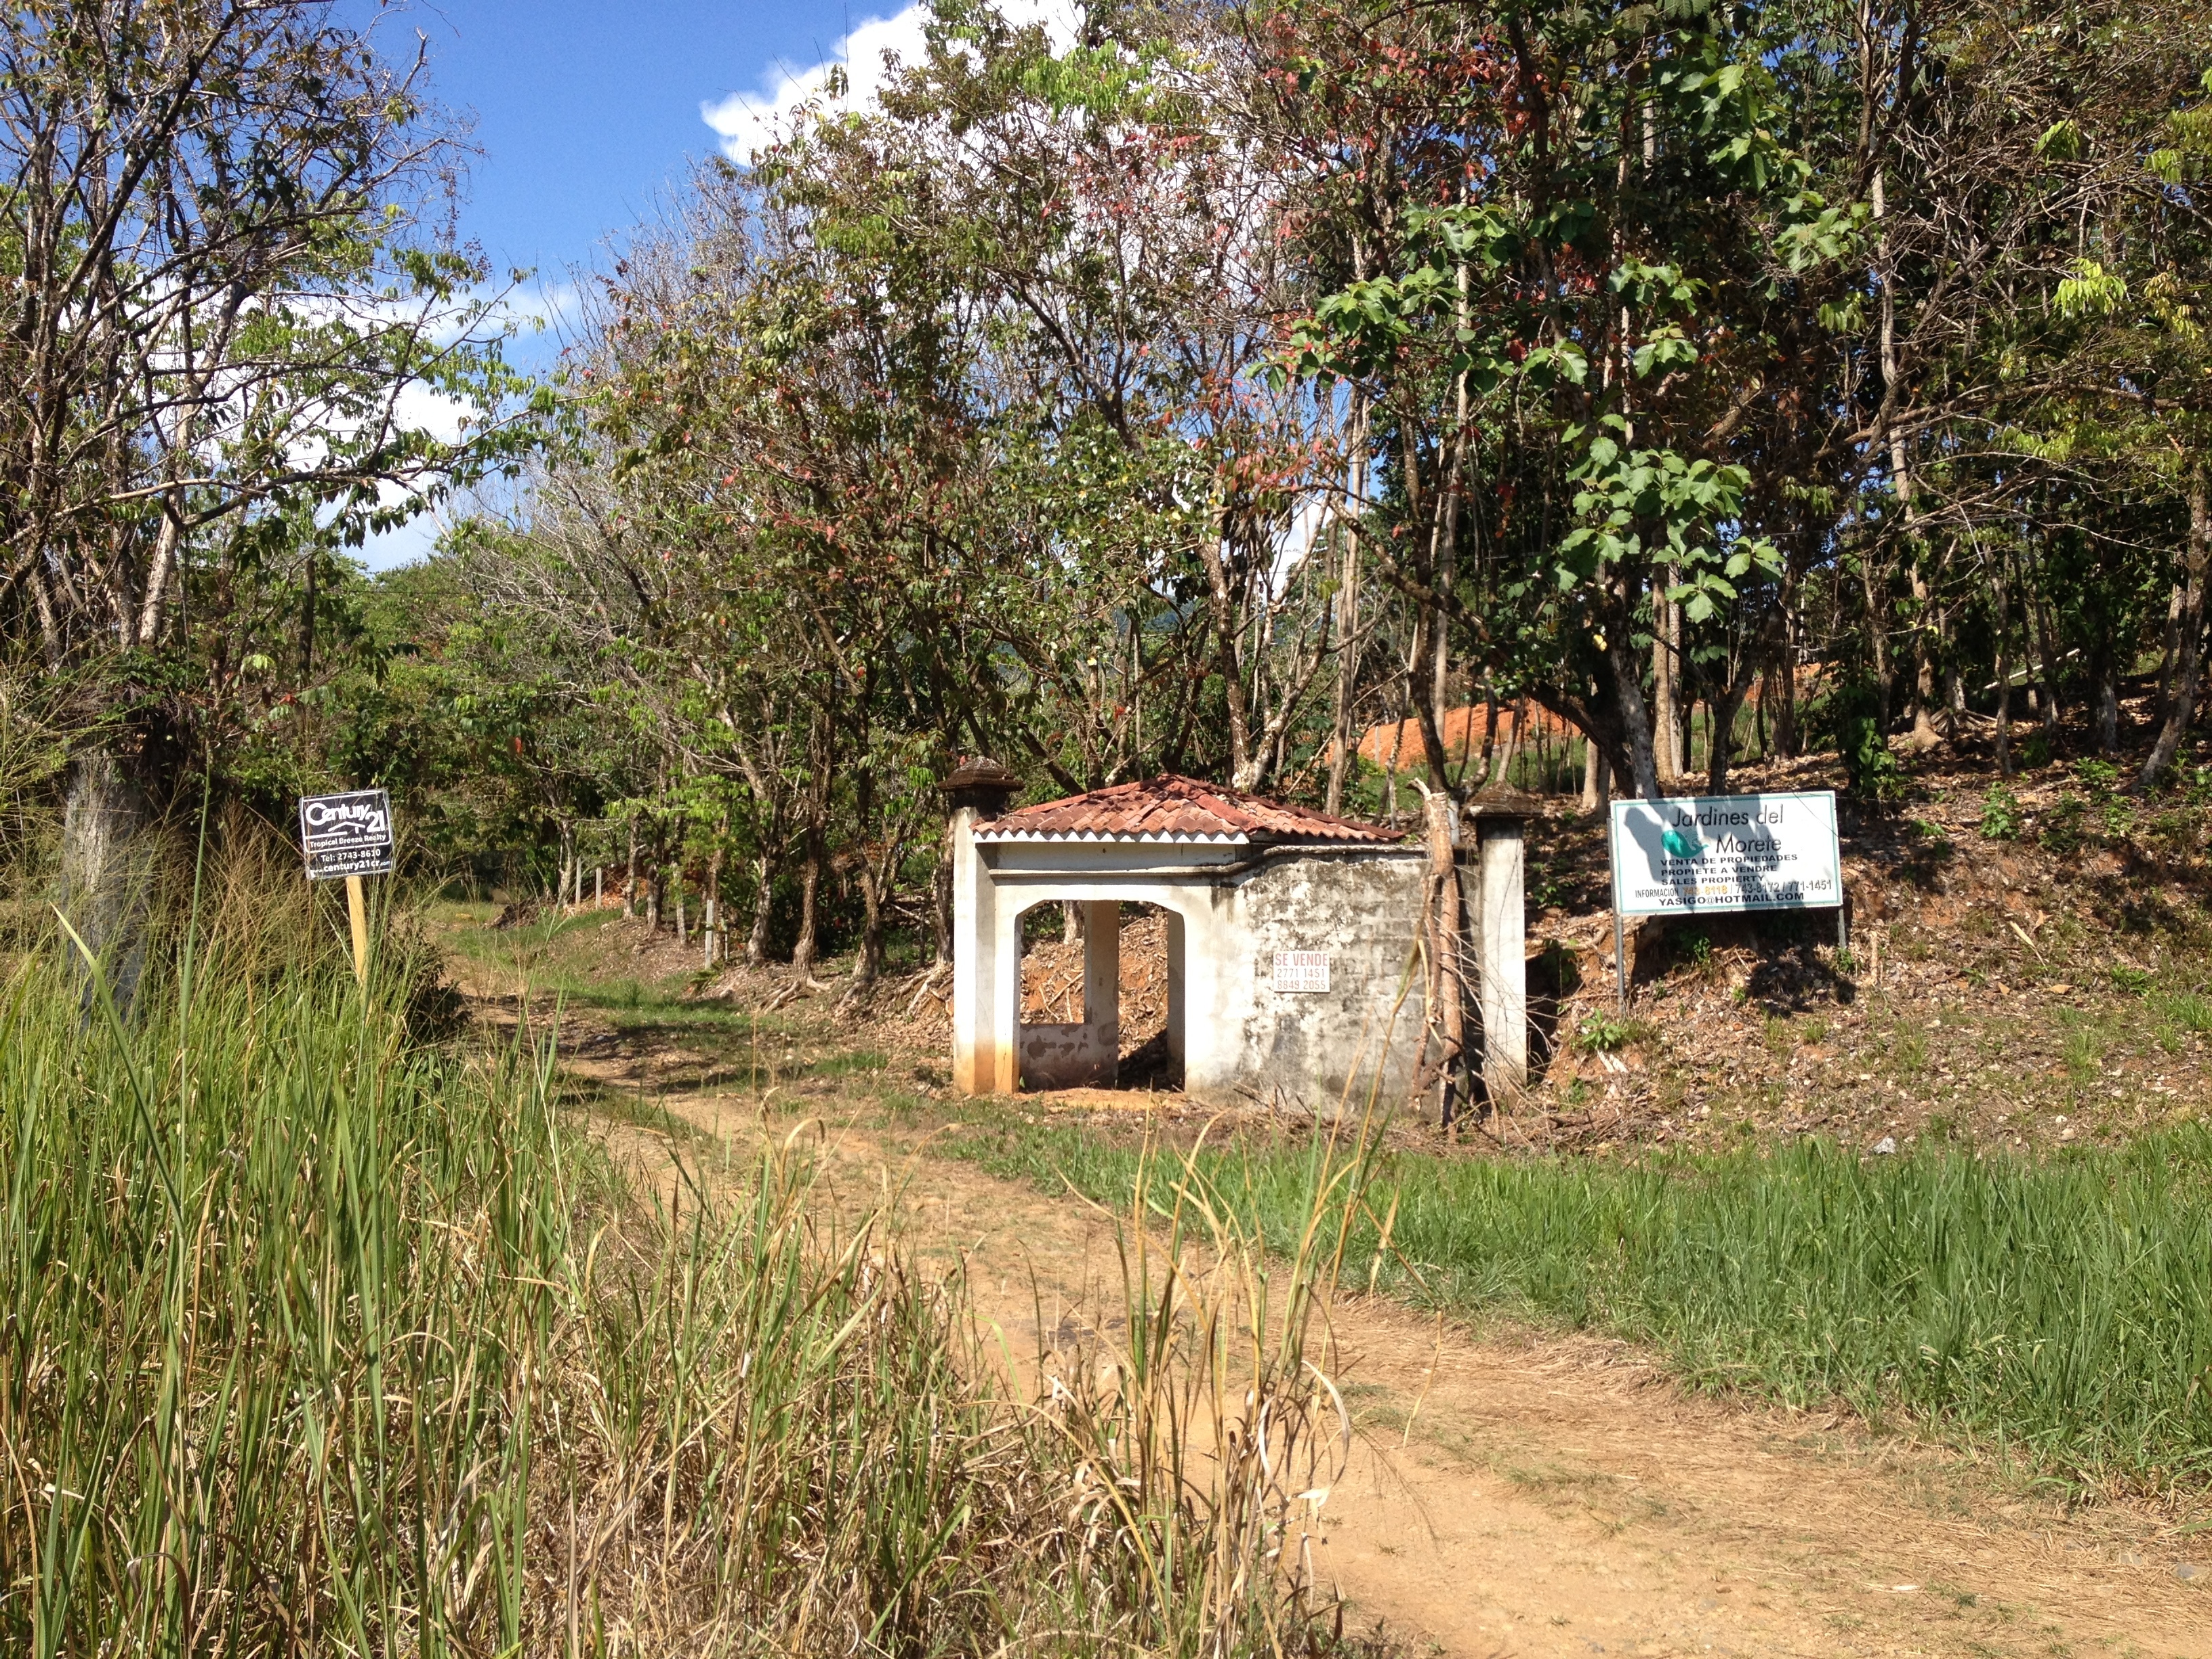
[1017,899,1121,1088]
[954,832,1433,1113]
[1475,817,1529,1098]
[947,771,1530,1118]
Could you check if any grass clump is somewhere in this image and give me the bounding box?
[949,1117,2212,1497]
[0,880,1358,1655]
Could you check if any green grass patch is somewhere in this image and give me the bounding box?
[946,1115,2212,1494]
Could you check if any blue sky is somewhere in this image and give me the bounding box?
[354,0,947,566]
[389,0,882,285]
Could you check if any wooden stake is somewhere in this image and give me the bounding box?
[346,874,369,987]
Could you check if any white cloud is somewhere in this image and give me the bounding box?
[701,1,1078,163]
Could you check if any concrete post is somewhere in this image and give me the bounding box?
[1164,909,1186,1069]
[990,897,1024,1091]
[949,805,1000,1092]
[1469,799,1533,1099]
[1082,899,1120,1085]
[944,759,1019,1094]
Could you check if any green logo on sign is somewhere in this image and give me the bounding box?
[1662,826,1705,859]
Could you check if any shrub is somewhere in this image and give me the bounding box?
[1979,785,2023,840]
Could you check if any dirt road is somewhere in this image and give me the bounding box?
[476,987,2209,1658]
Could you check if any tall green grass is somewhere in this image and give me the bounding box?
[0,870,1360,1655]
[951,1118,2212,1494]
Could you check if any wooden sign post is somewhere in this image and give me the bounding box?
[299,790,395,987]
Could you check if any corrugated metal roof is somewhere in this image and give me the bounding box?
[972,775,1403,846]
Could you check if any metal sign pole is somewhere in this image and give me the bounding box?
[1606,807,1629,1011]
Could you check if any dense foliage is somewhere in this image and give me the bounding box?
[8,0,2210,974]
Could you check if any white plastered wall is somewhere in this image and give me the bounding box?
[951,830,1440,1109]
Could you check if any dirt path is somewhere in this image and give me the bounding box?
[483,992,2209,1658]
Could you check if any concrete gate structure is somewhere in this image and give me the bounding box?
[944,763,1531,1115]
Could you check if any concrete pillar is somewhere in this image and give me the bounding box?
[1082,900,1120,1084]
[1475,814,1528,1097]
[949,806,1002,1093]
[945,758,1020,1094]
[1164,909,1186,1069]
[989,897,1024,1092]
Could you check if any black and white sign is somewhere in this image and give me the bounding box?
[1272,949,1332,994]
[299,790,394,881]
[1608,792,1841,917]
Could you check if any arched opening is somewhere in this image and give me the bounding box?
[1015,897,1185,1092]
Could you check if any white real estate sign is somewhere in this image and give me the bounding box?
[1607,791,1841,917]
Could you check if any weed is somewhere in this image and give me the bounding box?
[1893,1027,1929,1078]
[1801,1016,1830,1044]
[1912,817,1952,848]
[1685,932,1716,977]
[2060,1015,2104,1082]
[1576,1012,1656,1053]
[1980,786,2024,841]
[1530,858,1570,910]
[2040,796,2089,855]
[2,889,1347,1652]
[2076,758,2123,796]
[2109,966,2153,995]
[2150,989,2212,1034]
[2077,762,2136,839]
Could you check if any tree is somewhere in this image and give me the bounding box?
[0,0,518,970]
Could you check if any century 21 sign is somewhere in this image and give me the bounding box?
[298,789,394,882]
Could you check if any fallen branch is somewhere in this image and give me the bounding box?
[903,961,951,1019]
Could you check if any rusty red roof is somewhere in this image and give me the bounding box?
[973,775,1403,845]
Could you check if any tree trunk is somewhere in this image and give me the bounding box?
[623,819,637,918]
[1579,731,1609,813]
[1774,619,1800,758]
[1993,582,2015,779]
[747,854,775,967]
[2156,581,2185,726]
[1652,592,1679,782]
[2093,655,2121,757]
[1709,681,1753,794]
[1325,395,1368,817]
[1906,558,1942,749]
[1412,785,1469,1125]
[933,837,954,965]
[853,851,890,994]
[58,750,155,1015]
[2135,463,2210,794]
[790,823,824,977]
[1607,599,1665,801]
[704,844,724,968]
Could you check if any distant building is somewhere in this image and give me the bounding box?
[943,766,1530,1115]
